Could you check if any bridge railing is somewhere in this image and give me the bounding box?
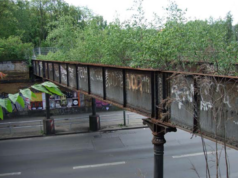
[33,59,238,150]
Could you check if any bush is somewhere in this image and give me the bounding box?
[0,36,33,62]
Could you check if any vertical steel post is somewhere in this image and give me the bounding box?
[76,65,79,90]
[46,94,50,120]
[155,72,159,119]
[47,62,49,79]
[87,66,91,94]
[102,67,106,100]
[59,64,61,83]
[123,69,127,107]
[38,61,40,76]
[52,63,55,81]
[66,64,69,87]
[123,110,126,126]
[153,133,166,178]
[43,61,45,78]
[151,71,155,118]
[31,60,35,82]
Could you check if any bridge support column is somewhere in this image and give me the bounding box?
[143,118,176,178]
[89,98,100,131]
[43,94,55,135]
[153,132,166,178]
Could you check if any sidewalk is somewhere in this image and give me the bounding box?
[0,111,148,140]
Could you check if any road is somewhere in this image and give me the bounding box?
[0,128,238,178]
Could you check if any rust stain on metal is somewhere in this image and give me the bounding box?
[34,60,238,150]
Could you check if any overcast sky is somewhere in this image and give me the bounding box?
[65,0,238,25]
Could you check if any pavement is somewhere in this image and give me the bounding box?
[0,128,238,178]
[0,111,147,140]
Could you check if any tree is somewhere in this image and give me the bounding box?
[0,0,19,38]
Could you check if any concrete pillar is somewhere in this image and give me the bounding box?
[89,98,100,131]
[43,94,55,135]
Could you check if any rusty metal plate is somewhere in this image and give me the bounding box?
[199,77,238,146]
[106,68,123,105]
[170,75,194,129]
[35,61,39,76]
[48,63,53,80]
[54,63,60,83]
[90,67,103,97]
[126,70,151,114]
[69,64,76,89]
[44,62,48,79]
[78,66,88,92]
[33,59,238,150]
[33,61,37,75]
[39,61,43,77]
[60,64,67,85]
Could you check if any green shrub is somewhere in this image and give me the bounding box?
[0,36,33,62]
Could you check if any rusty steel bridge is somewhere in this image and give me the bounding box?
[33,59,238,178]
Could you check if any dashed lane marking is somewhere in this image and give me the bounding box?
[73,161,126,169]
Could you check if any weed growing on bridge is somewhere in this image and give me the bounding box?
[169,73,238,178]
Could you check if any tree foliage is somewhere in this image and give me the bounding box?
[39,0,238,76]
[1,0,238,75]
[0,36,33,61]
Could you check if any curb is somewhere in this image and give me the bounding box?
[100,125,147,132]
[0,135,44,141]
[0,125,148,141]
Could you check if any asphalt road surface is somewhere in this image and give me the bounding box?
[0,128,238,178]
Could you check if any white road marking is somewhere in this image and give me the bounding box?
[0,172,21,177]
[172,151,214,158]
[73,161,126,169]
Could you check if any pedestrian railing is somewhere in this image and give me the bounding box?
[0,112,145,135]
[0,120,43,134]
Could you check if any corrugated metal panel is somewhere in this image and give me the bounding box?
[69,64,76,89]
[126,70,151,114]
[90,67,103,97]
[170,75,194,129]
[54,63,59,83]
[78,66,88,92]
[106,68,123,105]
[60,64,67,85]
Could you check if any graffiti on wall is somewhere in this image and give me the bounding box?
[126,73,150,94]
[106,70,123,88]
[171,76,238,113]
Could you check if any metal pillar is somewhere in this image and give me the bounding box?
[153,133,166,178]
[89,98,100,131]
[143,118,176,178]
[46,94,50,119]
[43,94,55,135]
[123,110,126,126]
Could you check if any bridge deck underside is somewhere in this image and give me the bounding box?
[33,60,238,150]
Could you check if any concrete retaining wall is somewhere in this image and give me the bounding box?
[0,61,29,81]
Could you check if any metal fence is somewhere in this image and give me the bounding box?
[32,47,58,59]
[0,120,43,134]
[0,112,145,137]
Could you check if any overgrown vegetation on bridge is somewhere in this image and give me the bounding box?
[39,0,238,76]
[1,0,238,75]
